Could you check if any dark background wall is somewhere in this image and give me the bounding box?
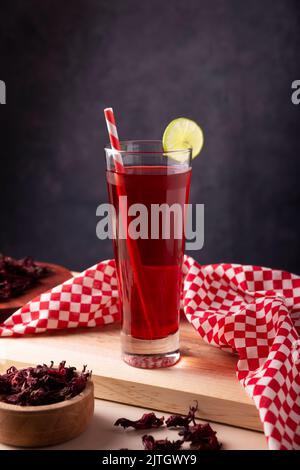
[0,0,300,272]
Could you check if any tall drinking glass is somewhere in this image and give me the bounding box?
[105,141,192,368]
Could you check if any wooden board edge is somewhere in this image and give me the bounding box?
[0,358,263,433]
[93,375,263,433]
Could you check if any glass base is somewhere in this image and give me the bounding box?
[121,331,180,369]
[123,350,180,369]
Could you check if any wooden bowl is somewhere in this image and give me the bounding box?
[0,262,73,321]
[0,381,94,447]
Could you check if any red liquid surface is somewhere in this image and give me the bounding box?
[106,166,191,340]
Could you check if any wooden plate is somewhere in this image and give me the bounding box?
[0,262,73,320]
[0,381,94,447]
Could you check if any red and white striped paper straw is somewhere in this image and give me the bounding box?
[104,107,124,172]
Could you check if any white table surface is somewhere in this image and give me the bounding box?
[0,399,267,450]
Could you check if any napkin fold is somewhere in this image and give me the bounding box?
[1,256,299,450]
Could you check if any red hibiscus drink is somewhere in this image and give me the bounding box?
[105,141,192,368]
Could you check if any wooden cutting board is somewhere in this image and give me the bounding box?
[0,319,262,432]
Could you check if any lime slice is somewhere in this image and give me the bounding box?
[162,118,204,159]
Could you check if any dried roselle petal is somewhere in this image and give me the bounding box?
[114,418,138,429]
[10,278,33,295]
[180,423,221,450]
[4,366,18,378]
[166,414,191,428]
[166,402,198,428]
[142,435,157,450]
[179,422,213,440]
[0,254,52,301]
[5,389,31,406]
[0,280,12,299]
[115,412,164,430]
[190,434,221,451]
[0,362,91,406]
[0,376,11,394]
[142,435,183,451]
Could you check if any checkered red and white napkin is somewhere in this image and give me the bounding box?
[0,256,299,450]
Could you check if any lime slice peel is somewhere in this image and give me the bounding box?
[162,117,204,159]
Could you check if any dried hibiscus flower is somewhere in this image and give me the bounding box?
[0,254,52,301]
[142,435,183,451]
[114,403,221,451]
[179,423,221,450]
[166,402,198,428]
[0,361,91,406]
[115,412,164,430]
